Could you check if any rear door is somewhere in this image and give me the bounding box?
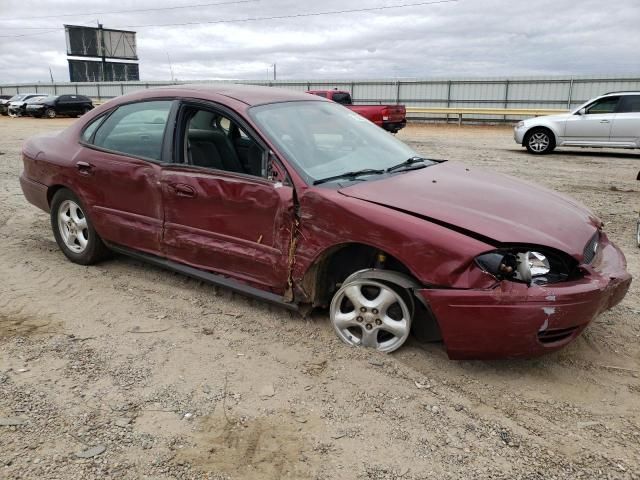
[76,99,176,255]
[160,101,296,292]
[610,95,640,145]
[56,95,72,115]
[66,95,81,115]
[564,96,620,143]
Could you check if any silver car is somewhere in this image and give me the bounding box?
[514,91,640,154]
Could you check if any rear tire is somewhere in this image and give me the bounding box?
[50,189,109,265]
[525,128,555,154]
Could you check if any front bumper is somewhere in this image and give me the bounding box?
[514,125,526,144]
[419,237,631,359]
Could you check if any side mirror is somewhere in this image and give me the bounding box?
[577,108,586,116]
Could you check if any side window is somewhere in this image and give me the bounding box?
[81,115,107,142]
[58,95,69,103]
[617,95,640,113]
[585,97,619,114]
[92,100,173,161]
[185,107,265,178]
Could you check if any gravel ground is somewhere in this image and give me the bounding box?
[1,116,639,480]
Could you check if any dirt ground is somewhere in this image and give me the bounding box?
[1,116,639,480]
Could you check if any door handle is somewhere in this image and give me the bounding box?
[76,161,94,175]
[169,183,196,198]
[600,120,610,123]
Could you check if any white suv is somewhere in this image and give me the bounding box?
[514,92,640,154]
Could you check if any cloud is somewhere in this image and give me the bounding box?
[0,0,638,83]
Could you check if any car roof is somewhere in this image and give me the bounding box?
[602,91,640,96]
[124,83,328,107]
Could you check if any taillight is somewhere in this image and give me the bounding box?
[382,107,389,121]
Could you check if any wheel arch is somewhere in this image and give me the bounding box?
[47,184,70,207]
[297,242,413,306]
[297,242,442,341]
[522,124,557,147]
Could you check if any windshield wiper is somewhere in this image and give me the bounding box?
[313,168,385,185]
[386,156,429,173]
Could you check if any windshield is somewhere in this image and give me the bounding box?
[9,94,26,102]
[26,96,48,104]
[250,101,420,184]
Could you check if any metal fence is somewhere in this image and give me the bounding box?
[2,75,639,122]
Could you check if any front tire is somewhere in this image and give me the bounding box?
[330,278,412,353]
[525,128,555,154]
[51,189,109,265]
[45,108,57,119]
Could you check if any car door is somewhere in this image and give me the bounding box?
[75,99,177,255]
[65,95,79,115]
[564,96,620,144]
[610,95,640,145]
[56,95,71,115]
[161,102,296,292]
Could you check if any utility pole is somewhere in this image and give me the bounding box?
[166,51,175,82]
[273,63,276,81]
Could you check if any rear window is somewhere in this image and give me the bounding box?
[331,92,352,105]
[618,95,640,113]
[91,101,173,161]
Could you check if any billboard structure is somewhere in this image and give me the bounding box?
[68,60,140,82]
[65,24,139,82]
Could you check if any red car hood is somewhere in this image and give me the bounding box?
[338,162,600,258]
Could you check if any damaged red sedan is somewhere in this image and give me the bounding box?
[20,85,631,359]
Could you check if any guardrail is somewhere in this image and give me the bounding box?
[406,107,568,125]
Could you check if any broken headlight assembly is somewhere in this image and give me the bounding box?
[475,248,577,285]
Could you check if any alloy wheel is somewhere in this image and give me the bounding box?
[57,200,89,253]
[528,132,550,153]
[330,279,412,353]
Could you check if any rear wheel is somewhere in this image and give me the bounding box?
[330,278,412,353]
[525,128,555,154]
[51,189,109,265]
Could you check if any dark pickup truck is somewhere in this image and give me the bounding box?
[307,90,407,133]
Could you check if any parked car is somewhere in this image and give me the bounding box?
[1,93,44,116]
[26,94,94,119]
[0,95,12,114]
[8,94,48,117]
[307,89,407,133]
[19,85,631,359]
[515,91,640,154]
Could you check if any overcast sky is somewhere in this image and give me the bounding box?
[0,0,639,83]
